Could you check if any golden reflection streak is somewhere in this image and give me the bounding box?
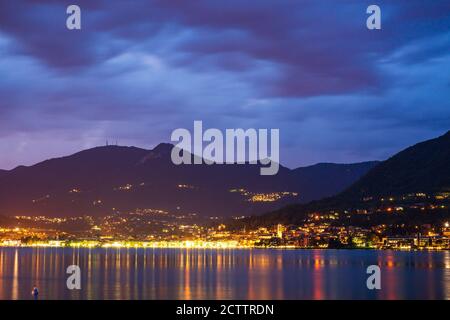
[183,249,191,300]
[260,252,271,299]
[248,251,271,299]
[215,250,226,300]
[247,250,256,299]
[444,251,450,300]
[378,251,398,300]
[103,248,109,299]
[12,249,18,300]
[134,248,139,299]
[87,248,93,299]
[312,251,324,300]
[36,248,41,286]
[275,252,284,299]
[114,249,121,299]
[0,250,4,299]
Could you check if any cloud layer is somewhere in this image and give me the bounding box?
[0,0,449,169]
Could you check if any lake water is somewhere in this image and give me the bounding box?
[0,247,449,300]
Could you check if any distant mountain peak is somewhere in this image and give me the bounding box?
[138,143,174,163]
[74,144,146,154]
[152,143,174,153]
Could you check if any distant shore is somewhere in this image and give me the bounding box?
[0,243,448,251]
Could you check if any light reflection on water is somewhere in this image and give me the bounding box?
[0,248,448,300]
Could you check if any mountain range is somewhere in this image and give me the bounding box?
[242,130,450,226]
[0,143,377,217]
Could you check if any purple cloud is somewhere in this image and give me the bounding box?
[0,0,449,169]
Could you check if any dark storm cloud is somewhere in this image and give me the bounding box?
[0,0,449,169]
[1,0,448,90]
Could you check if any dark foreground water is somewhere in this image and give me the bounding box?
[0,247,449,300]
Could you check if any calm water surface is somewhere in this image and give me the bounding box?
[0,248,449,300]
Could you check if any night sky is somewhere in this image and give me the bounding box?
[0,0,449,170]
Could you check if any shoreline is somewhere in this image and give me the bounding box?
[0,244,448,251]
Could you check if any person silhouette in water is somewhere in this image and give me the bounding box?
[31,285,39,300]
